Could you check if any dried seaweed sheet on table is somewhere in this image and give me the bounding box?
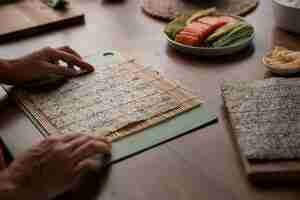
[222,78,300,160]
[9,53,202,142]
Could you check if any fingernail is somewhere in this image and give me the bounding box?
[105,137,113,143]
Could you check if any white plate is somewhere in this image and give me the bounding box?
[165,15,255,56]
[262,56,300,76]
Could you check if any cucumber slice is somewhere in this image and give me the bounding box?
[185,7,216,25]
[205,22,242,44]
[212,23,254,47]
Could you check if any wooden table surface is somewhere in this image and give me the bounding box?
[1,0,300,199]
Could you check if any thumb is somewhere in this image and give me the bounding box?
[74,159,103,175]
[70,159,102,192]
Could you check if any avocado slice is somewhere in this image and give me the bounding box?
[164,14,190,40]
[185,7,217,25]
[212,23,254,47]
[205,21,242,44]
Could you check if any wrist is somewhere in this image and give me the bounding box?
[0,170,18,200]
[0,59,12,82]
[0,168,40,200]
[0,166,48,200]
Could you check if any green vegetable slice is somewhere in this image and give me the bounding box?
[205,21,242,44]
[164,15,190,40]
[185,7,216,25]
[212,23,254,47]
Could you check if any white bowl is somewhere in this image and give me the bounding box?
[273,0,300,34]
[262,57,300,76]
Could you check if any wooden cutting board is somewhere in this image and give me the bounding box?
[223,108,300,185]
[0,0,84,42]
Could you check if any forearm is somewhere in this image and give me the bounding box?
[0,147,6,170]
[0,170,18,200]
[0,59,11,83]
[0,169,38,200]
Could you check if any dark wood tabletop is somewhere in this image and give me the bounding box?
[1,0,300,199]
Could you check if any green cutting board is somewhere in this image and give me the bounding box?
[1,51,218,164]
[111,104,217,163]
[87,51,218,163]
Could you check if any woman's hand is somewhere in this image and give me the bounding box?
[0,46,94,86]
[0,134,111,200]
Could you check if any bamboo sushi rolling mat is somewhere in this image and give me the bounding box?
[9,52,202,142]
[141,0,259,20]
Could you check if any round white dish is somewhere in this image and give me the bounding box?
[166,34,254,56]
[273,0,300,34]
[165,14,255,56]
[262,56,300,76]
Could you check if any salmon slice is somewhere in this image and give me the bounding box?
[175,15,239,46]
[179,31,207,45]
[184,22,211,35]
[176,22,214,46]
[175,17,230,46]
[175,34,199,46]
[184,23,214,41]
[178,31,199,37]
[197,16,227,30]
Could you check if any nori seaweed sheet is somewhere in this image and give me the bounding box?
[221,78,300,160]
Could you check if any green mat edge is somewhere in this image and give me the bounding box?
[88,50,218,163]
[110,104,217,163]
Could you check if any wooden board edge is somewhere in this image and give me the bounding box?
[0,13,85,43]
[222,103,300,184]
